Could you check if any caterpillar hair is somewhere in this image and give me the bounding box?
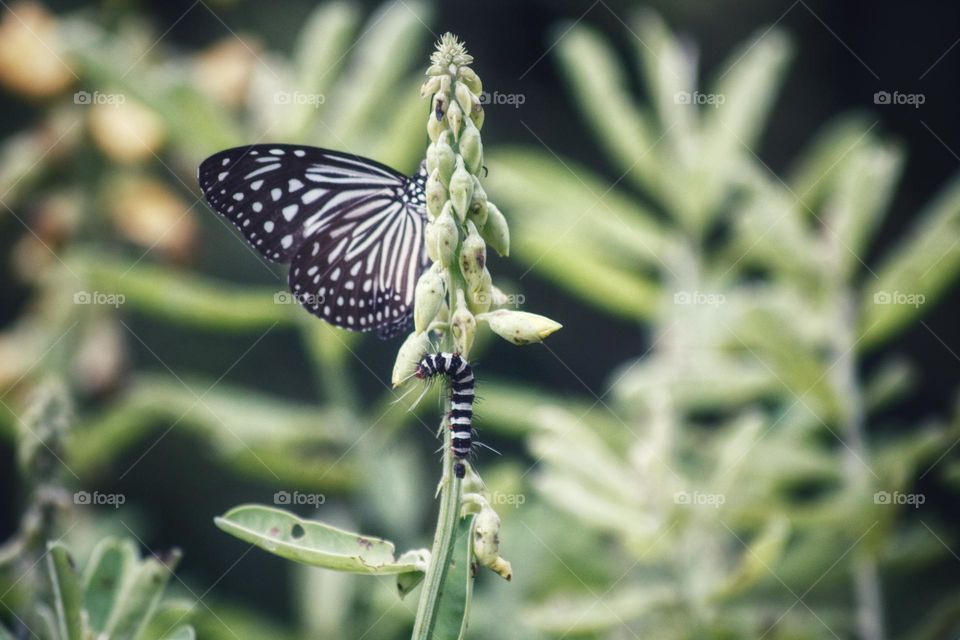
[415,352,475,479]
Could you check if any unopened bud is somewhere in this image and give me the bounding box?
[420,75,441,98]
[446,99,463,140]
[480,202,509,256]
[392,330,433,386]
[427,114,445,142]
[459,221,486,287]
[451,290,476,356]
[455,82,476,115]
[467,177,488,228]
[472,103,485,130]
[478,309,561,346]
[448,157,473,222]
[468,269,493,314]
[457,66,482,95]
[425,168,446,218]
[459,118,483,175]
[433,204,459,268]
[435,132,456,186]
[472,501,512,581]
[414,265,445,333]
[425,64,445,77]
[424,221,439,261]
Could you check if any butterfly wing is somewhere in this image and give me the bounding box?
[198,144,428,337]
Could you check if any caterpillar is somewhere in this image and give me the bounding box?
[415,352,474,479]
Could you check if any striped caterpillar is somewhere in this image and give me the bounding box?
[415,352,474,479]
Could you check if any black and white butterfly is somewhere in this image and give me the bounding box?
[198,145,429,339]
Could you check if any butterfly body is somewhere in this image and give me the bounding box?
[198,145,429,338]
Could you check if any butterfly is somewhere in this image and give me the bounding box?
[198,145,429,339]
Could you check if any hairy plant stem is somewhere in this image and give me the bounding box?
[412,401,463,639]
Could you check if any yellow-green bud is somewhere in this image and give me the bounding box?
[467,177,488,228]
[427,114,445,142]
[392,330,432,386]
[451,290,476,356]
[435,132,456,186]
[448,157,474,222]
[434,204,459,268]
[438,74,452,96]
[468,269,493,314]
[414,265,445,334]
[478,309,561,346]
[480,202,509,256]
[425,168,446,218]
[446,99,463,140]
[425,142,438,174]
[472,501,512,581]
[458,66,482,95]
[424,221,439,261]
[425,64,445,76]
[472,102,485,130]
[460,118,483,175]
[455,82,476,115]
[459,221,486,287]
[420,75,441,98]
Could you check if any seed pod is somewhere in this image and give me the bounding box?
[392,330,433,387]
[414,265,445,333]
[467,269,493,314]
[448,157,473,222]
[478,309,561,346]
[446,99,463,140]
[480,202,509,256]
[455,82,476,115]
[425,168,446,218]
[420,75,441,97]
[435,132,456,186]
[451,290,476,356]
[458,66,483,95]
[459,118,483,175]
[434,204,459,268]
[459,221,486,288]
[467,177,488,228]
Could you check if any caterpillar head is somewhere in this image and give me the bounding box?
[414,360,431,380]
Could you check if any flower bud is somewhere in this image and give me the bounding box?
[414,265,445,333]
[425,64,445,76]
[435,132,456,186]
[424,221,439,261]
[455,82,476,115]
[425,141,438,174]
[467,269,493,314]
[457,66,483,95]
[433,204,459,268]
[459,221,486,288]
[425,168,446,218]
[459,118,483,175]
[472,103,485,130]
[446,99,463,140]
[420,75,441,97]
[472,501,512,581]
[480,202,509,256]
[427,113,445,142]
[451,290,476,356]
[467,177,488,228]
[478,310,561,346]
[438,74,452,96]
[448,157,474,222]
[392,330,433,387]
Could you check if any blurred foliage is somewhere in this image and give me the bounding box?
[0,1,957,639]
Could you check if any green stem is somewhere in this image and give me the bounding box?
[411,399,463,639]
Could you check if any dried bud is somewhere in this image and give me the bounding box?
[435,132,456,186]
[414,265,445,334]
[457,66,483,95]
[480,202,509,257]
[446,99,463,140]
[425,168,446,218]
[459,118,483,175]
[448,157,474,222]
[459,221,486,288]
[451,290,476,356]
[478,309,561,346]
[472,499,512,581]
[392,331,433,387]
[433,204,459,268]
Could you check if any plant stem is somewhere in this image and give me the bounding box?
[411,397,463,639]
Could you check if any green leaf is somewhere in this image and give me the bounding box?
[104,549,181,640]
[82,537,139,633]
[46,542,85,640]
[214,505,428,574]
[861,171,960,347]
[430,515,476,640]
[396,549,430,598]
